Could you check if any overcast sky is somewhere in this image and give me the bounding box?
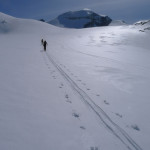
[0,0,150,23]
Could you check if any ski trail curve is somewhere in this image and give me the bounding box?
[45,52,143,150]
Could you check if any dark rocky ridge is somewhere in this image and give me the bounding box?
[48,9,112,29]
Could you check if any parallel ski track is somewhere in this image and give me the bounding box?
[45,52,142,150]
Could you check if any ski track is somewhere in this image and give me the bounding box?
[45,51,142,150]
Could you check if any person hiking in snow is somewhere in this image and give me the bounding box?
[41,39,44,45]
[43,40,48,51]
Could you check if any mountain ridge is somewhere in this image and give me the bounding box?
[48,9,112,28]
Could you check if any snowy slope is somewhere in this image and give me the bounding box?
[0,12,150,150]
[134,20,150,26]
[109,20,127,26]
[134,20,150,32]
[49,9,112,28]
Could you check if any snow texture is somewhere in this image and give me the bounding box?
[0,12,150,150]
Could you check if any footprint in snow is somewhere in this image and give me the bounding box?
[51,70,55,74]
[65,94,72,103]
[131,124,140,131]
[80,126,86,130]
[65,94,69,99]
[59,83,64,89]
[66,99,72,103]
[104,100,109,105]
[77,79,82,82]
[72,112,80,118]
[82,83,86,86]
[90,147,99,150]
[52,76,56,79]
[115,113,123,118]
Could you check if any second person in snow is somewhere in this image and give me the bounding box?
[43,40,48,51]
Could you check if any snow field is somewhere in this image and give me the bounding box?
[0,12,150,150]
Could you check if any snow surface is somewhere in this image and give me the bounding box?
[109,20,127,26]
[0,12,150,150]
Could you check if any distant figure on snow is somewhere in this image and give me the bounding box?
[43,40,48,51]
[41,39,44,45]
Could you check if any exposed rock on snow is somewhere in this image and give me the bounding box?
[48,9,112,28]
[134,20,150,26]
[134,20,150,32]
